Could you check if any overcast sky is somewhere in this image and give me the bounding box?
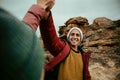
[0,0,120,36]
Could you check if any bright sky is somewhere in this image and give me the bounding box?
[0,0,120,36]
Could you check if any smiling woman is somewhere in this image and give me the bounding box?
[67,27,83,51]
[22,0,92,79]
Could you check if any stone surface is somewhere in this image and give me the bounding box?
[82,17,120,80]
[59,16,120,80]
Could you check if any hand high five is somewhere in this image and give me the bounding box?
[37,0,55,11]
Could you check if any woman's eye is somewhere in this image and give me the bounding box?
[76,34,80,37]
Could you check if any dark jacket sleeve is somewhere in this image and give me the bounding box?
[39,13,66,56]
[83,51,91,80]
[23,4,65,56]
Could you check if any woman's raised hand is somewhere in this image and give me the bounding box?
[37,0,55,11]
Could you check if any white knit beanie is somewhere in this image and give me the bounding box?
[67,27,83,41]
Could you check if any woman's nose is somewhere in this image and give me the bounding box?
[73,34,77,38]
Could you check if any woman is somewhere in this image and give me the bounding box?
[23,0,91,80]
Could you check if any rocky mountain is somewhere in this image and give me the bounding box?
[81,17,120,80]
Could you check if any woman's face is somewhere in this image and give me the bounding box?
[68,29,81,48]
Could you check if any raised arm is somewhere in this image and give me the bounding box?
[23,0,66,56]
[23,0,54,31]
[37,0,66,56]
[40,13,66,56]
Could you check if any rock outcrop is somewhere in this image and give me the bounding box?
[62,16,120,80]
[82,17,120,80]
